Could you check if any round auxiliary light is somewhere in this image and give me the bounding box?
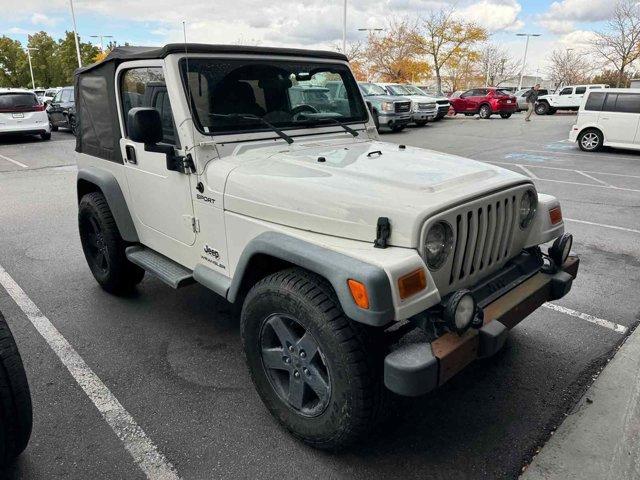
[519,189,537,228]
[424,221,454,270]
[549,233,573,267]
[443,290,477,335]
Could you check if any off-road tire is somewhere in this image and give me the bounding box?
[241,268,385,450]
[0,311,32,468]
[414,120,428,127]
[78,192,145,294]
[577,128,604,152]
[500,113,512,119]
[479,104,492,119]
[535,102,550,115]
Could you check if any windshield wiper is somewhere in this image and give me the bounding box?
[297,115,359,137]
[207,113,293,144]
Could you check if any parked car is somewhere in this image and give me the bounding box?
[46,86,77,135]
[514,88,549,111]
[32,89,46,102]
[42,87,61,105]
[0,88,51,140]
[569,88,640,152]
[536,84,609,115]
[375,83,437,126]
[358,82,412,132]
[406,85,450,120]
[74,43,578,449]
[0,310,33,469]
[449,88,517,119]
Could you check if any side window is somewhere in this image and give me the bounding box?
[120,67,179,146]
[613,93,640,113]
[53,90,63,103]
[589,86,602,89]
[61,89,72,102]
[460,90,473,98]
[560,87,573,95]
[584,92,605,111]
[602,93,618,111]
[575,86,586,94]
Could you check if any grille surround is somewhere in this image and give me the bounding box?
[419,185,536,296]
[394,101,411,113]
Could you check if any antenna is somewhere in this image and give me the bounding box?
[182,21,199,162]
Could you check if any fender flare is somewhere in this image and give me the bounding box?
[226,232,395,327]
[77,167,139,242]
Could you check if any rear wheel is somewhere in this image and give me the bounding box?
[78,192,145,294]
[479,104,492,119]
[578,129,603,152]
[0,311,32,468]
[414,120,428,127]
[241,268,385,449]
[40,131,51,140]
[535,102,550,115]
[500,113,512,119]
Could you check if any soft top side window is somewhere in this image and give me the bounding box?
[560,87,573,95]
[575,86,586,94]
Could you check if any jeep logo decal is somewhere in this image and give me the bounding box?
[203,245,220,259]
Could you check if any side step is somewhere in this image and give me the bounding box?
[125,246,195,289]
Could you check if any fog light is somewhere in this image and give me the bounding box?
[549,233,573,267]
[443,290,477,335]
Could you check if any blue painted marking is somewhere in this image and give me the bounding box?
[504,153,550,162]
[544,143,574,151]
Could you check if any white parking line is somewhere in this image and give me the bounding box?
[488,161,640,179]
[564,218,640,234]
[0,264,181,480]
[543,303,628,334]
[0,153,28,169]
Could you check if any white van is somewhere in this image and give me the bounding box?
[569,88,640,152]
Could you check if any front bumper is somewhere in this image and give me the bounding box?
[384,255,580,396]
[412,110,437,121]
[378,113,412,128]
[569,126,579,142]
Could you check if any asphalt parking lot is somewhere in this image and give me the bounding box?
[0,113,639,479]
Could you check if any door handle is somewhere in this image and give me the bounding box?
[125,145,137,164]
[601,117,609,120]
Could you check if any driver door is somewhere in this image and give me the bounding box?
[118,64,196,247]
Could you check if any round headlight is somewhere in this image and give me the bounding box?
[443,290,477,335]
[424,222,454,270]
[519,190,537,228]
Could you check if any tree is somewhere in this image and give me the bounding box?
[0,36,29,87]
[591,68,638,87]
[334,40,369,81]
[591,0,640,87]
[547,49,592,88]
[57,32,100,84]
[416,9,488,93]
[479,43,519,86]
[27,32,59,87]
[365,20,430,83]
[442,49,482,92]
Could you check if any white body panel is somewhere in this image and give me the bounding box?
[0,89,49,135]
[539,84,608,109]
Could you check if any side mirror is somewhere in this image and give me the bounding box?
[127,107,163,145]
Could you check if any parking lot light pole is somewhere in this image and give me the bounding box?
[516,33,541,91]
[342,0,347,54]
[68,0,82,67]
[25,48,38,90]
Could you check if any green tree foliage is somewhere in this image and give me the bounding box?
[0,31,101,88]
[0,36,29,87]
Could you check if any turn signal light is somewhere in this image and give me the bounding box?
[549,206,563,225]
[347,279,370,309]
[398,269,427,300]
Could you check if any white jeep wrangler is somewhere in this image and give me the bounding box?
[535,84,609,115]
[74,44,579,449]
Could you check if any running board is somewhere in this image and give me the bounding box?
[125,246,195,289]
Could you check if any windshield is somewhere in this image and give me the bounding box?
[405,85,427,95]
[180,58,367,135]
[386,84,412,95]
[359,83,387,96]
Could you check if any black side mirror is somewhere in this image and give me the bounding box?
[128,107,163,145]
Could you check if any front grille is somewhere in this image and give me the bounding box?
[436,100,449,105]
[418,102,436,110]
[395,101,411,113]
[448,194,518,286]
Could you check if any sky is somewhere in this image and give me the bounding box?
[2,0,616,77]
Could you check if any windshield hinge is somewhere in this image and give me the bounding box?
[191,217,200,233]
[374,217,391,249]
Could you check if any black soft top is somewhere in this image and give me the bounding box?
[77,44,348,74]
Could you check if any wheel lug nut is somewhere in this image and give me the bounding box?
[303,367,310,376]
[294,370,300,378]
[284,357,291,364]
[288,345,294,353]
[299,351,306,359]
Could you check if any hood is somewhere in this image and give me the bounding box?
[363,94,410,103]
[223,140,531,247]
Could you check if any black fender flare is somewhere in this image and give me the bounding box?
[226,232,395,327]
[77,167,139,242]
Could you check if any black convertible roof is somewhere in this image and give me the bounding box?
[77,43,348,74]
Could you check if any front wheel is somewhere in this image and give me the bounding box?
[414,120,428,127]
[78,192,145,294]
[479,105,492,119]
[241,268,384,450]
[535,102,550,115]
[578,129,603,152]
[391,124,405,132]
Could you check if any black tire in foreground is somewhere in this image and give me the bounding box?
[479,104,492,119]
[0,311,32,468]
[78,192,145,294]
[241,268,385,450]
[578,128,604,152]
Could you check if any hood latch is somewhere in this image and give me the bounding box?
[374,217,391,249]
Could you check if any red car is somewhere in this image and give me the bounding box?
[449,87,517,119]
